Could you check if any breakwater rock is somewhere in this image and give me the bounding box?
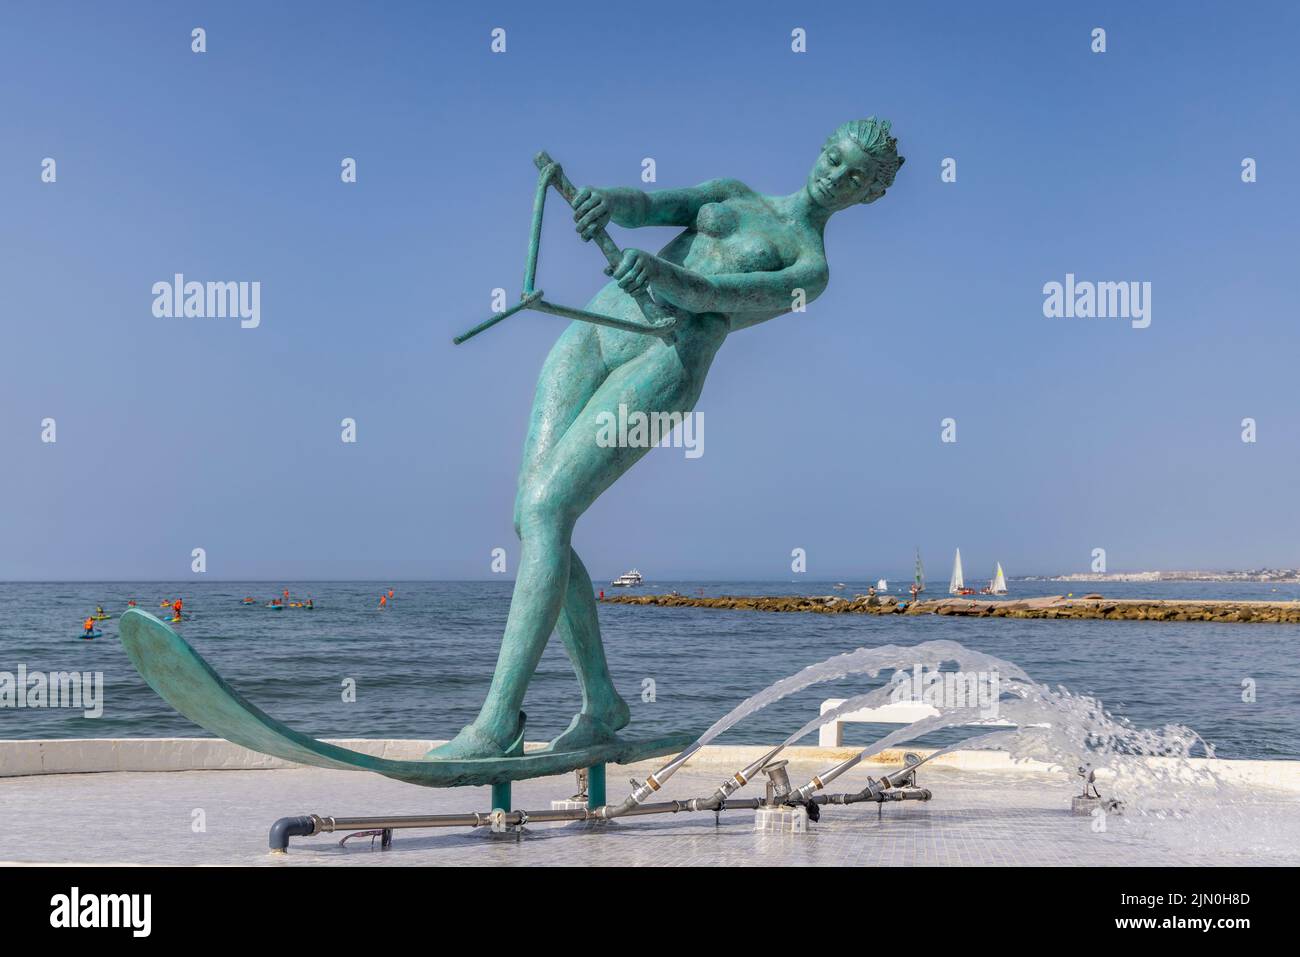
[599,593,1300,623]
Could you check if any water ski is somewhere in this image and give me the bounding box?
[117,609,694,787]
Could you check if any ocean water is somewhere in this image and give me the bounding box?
[1,579,1297,759]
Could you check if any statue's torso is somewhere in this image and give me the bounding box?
[661,195,801,276]
[586,188,823,366]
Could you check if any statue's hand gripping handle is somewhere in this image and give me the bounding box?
[534,152,677,331]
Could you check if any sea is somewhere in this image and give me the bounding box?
[2,579,1297,759]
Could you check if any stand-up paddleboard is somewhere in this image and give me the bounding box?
[118,609,693,787]
[81,630,103,640]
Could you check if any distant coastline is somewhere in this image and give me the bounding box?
[1031,569,1300,584]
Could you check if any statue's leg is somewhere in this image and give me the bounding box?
[431,313,724,760]
[429,326,603,759]
[549,548,631,749]
[427,502,575,758]
[513,325,627,729]
[501,337,718,750]
[515,323,607,513]
[477,505,576,741]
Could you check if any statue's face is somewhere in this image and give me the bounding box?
[808,134,877,210]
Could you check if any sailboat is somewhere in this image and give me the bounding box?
[984,562,1008,595]
[949,548,974,595]
[914,547,925,594]
[876,578,888,592]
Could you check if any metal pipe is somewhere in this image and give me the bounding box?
[787,755,861,804]
[315,790,926,832]
[826,786,931,806]
[269,781,934,851]
[790,749,932,805]
[320,813,479,829]
[452,289,545,345]
[689,745,786,812]
[533,300,675,339]
[600,740,705,818]
[523,163,557,293]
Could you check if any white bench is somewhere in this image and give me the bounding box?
[818,698,1015,747]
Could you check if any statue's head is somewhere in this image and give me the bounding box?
[808,118,904,210]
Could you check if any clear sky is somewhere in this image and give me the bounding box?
[2,1,1297,581]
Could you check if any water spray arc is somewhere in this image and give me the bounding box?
[602,640,1029,819]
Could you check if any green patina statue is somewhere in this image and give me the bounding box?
[436,119,905,759]
[116,120,904,790]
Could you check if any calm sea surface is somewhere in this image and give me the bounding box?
[2,579,1297,758]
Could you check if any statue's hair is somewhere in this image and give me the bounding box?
[828,117,905,204]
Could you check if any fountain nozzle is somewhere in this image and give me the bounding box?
[1071,764,1123,816]
[762,760,793,805]
[879,751,923,789]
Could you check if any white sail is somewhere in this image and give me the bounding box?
[876,578,888,591]
[991,562,1008,595]
[949,548,964,594]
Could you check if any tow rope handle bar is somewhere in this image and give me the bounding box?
[452,151,680,345]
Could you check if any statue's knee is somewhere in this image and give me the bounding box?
[516,481,573,536]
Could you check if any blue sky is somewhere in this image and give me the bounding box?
[2,0,1297,580]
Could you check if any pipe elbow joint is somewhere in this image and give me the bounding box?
[269,815,318,853]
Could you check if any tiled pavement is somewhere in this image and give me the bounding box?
[4,758,1296,866]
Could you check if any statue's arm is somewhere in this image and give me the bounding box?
[577,179,744,234]
[650,257,828,321]
[625,178,745,228]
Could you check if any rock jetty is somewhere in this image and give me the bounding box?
[599,593,1300,623]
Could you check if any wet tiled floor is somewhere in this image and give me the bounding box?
[3,758,1297,866]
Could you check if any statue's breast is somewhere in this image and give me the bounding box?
[669,199,792,276]
[695,202,739,238]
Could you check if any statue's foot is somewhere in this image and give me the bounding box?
[603,694,632,733]
[547,712,621,753]
[426,711,526,760]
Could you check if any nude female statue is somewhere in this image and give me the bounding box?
[433,119,904,759]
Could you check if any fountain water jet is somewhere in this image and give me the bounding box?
[602,639,1029,818]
